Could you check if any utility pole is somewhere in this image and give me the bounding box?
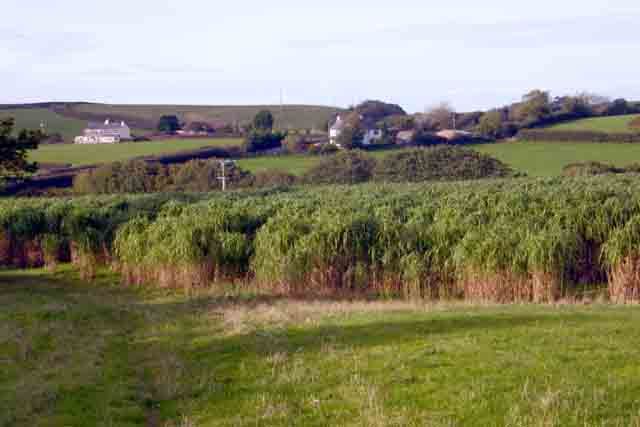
[279,88,284,130]
[217,160,233,192]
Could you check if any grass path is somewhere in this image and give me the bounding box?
[3,268,640,426]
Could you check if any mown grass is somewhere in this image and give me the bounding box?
[29,138,242,166]
[549,114,640,133]
[3,267,640,426]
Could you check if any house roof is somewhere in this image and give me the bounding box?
[396,130,415,141]
[87,120,128,130]
[436,129,473,140]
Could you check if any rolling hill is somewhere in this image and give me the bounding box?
[0,103,342,143]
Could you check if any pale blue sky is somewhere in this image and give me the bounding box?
[2,0,639,112]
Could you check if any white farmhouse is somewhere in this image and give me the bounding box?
[329,115,383,147]
[74,119,131,144]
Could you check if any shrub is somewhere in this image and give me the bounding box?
[519,129,640,143]
[302,151,376,185]
[373,147,516,183]
[242,130,285,153]
[251,171,298,188]
[283,134,307,154]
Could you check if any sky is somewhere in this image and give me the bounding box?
[2,0,639,112]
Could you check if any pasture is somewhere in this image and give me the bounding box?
[0,108,86,142]
[548,114,640,133]
[235,141,640,177]
[474,141,640,176]
[66,103,341,131]
[3,267,640,426]
[29,138,241,166]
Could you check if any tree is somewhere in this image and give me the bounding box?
[157,115,181,133]
[336,126,364,150]
[477,110,504,138]
[253,110,274,131]
[607,99,629,116]
[425,102,456,130]
[514,90,550,123]
[283,134,307,154]
[0,118,40,181]
[354,100,407,122]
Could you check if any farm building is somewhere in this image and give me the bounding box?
[329,115,383,146]
[396,130,415,144]
[74,119,131,144]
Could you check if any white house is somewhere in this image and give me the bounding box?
[74,119,131,144]
[329,115,383,147]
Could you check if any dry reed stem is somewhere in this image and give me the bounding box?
[609,256,640,303]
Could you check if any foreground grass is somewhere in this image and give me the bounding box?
[2,268,640,426]
[29,138,241,166]
[549,114,640,133]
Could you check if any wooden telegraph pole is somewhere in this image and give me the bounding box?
[217,160,234,192]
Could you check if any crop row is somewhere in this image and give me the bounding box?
[4,176,640,302]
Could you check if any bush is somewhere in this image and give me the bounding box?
[303,151,376,185]
[242,130,285,153]
[374,147,516,183]
[629,117,640,131]
[251,171,298,188]
[308,144,339,156]
[411,130,448,146]
[283,134,307,154]
[562,162,640,177]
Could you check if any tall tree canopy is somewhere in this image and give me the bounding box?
[157,115,181,133]
[0,118,40,181]
[253,110,275,131]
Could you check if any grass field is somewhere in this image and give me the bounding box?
[474,141,640,176]
[236,142,640,178]
[0,108,87,142]
[3,267,640,426]
[549,114,640,133]
[67,104,342,132]
[29,138,241,166]
[237,155,321,176]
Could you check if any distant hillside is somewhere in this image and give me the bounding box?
[548,114,640,133]
[0,108,86,142]
[0,102,343,142]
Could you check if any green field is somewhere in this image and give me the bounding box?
[66,103,341,132]
[29,138,241,166]
[3,267,640,426]
[237,155,321,176]
[474,141,640,176]
[549,114,640,133]
[0,108,86,142]
[235,142,640,178]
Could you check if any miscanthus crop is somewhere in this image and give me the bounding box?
[5,175,640,302]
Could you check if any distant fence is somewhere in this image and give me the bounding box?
[519,129,640,143]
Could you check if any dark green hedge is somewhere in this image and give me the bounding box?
[519,129,640,143]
